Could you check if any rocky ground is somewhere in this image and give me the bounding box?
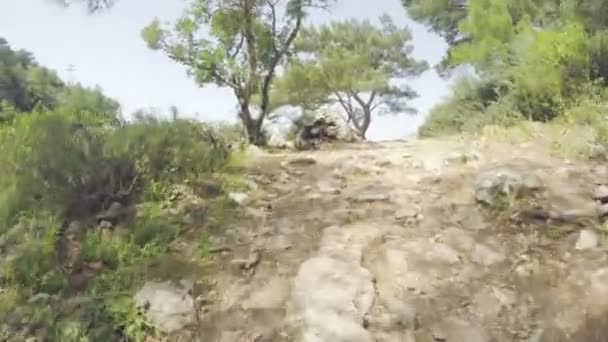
[135,137,608,342]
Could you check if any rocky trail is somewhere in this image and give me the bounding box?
[139,137,608,342]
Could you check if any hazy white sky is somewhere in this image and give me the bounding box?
[0,0,450,140]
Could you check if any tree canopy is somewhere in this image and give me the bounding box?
[142,0,334,145]
[269,15,428,138]
[0,37,119,123]
[405,0,608,137]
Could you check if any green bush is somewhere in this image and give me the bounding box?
[0,105,239,340]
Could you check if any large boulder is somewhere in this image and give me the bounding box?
[294,110,362,150]
[474,165,544,206]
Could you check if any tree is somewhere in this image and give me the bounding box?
[0,37,120,121]
[270,15,428,138]
[141,0,332,145]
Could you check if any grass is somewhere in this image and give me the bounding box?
[0,110,249,341]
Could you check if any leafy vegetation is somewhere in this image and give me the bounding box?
[0,39,243,341]
[269,15,428,138]
[141,0,334,145]
[406,0,608,151]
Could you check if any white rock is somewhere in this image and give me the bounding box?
[134,281,195,333]
[228,192,250,205]
[575,229,599,250]
[293,256,374,342]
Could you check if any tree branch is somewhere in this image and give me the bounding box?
[259,2,305,122]
[267,0,279,54]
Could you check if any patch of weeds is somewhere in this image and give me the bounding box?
[488,191,514,218]
[545,225,567,240]
[141,179,173,204]
[220,173,250,192]
[197,231,211,260]
[0,287,18,322]
[2,213,66,295]
[204,196,238,232]
[132,202,183,247]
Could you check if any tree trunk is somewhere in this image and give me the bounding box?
[350,107,371,140]
[244,117,265,145]
[359,107,372,139]
[239,104,265,145]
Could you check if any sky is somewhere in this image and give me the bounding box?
[0,0,451,140]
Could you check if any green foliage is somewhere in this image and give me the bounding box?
[408,0,608,139]
[141,0,334,144]
[0,38,118,118]
[271,15,428,137]
[0,45,242,340]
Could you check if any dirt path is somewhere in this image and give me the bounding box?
[182,138,608,341]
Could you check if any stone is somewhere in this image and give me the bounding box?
[287,156,317,166]
[594,185,608,203]
[65,221,84,238]
[97,201,126,221]
[575,229,599,250]
[353,192,391,203]
[292,256,374,342]
[589,143,607,160]
[430,318,488,342]
[228,192,250,206]
[200,179,223,197]
[318,182,341,195]
[474,166,543,206]
[134,281,195,333]
[471,243,505,266]
[230,250,261,271]
[242,277,289,310]
[27,293,53,304]
[98,220,113,230]
[395,207,418,220]
[600,203,608,217]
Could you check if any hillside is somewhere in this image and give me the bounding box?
[133,133,608,342]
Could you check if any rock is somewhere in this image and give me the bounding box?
[242,277,289,310]
[594,185,608,203]
[98,220,113,230]
[65,221,84,238]
[588,143,607,160]
[318,183,341,195]
[228,192,250,206]
[134,281,195,333]
[575,229,599,250]
[353,192,391,203]
[600,203,608,217]
[430,318,488,342]
[27,293,53,304]
[200,180,223,197]
[267,134,289,149]
[97,201,127,221]
[395,207,418,221]
[474,166,543,206]
[471,243,505,266]
[292,256,374,342]
[230,250,261,271]
[287,155,317,166]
